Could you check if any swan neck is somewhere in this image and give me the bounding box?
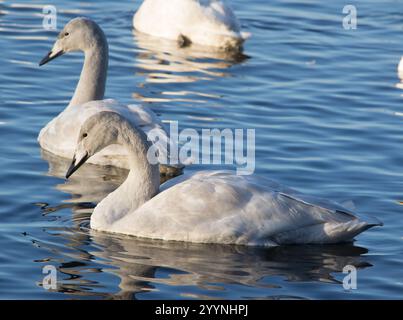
[123,128,160,207]
[91,124,160,228]
[98,124,160,214]
[68,42,108,107]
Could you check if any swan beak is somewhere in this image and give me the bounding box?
[65,152,89,179]
[39,50,64,66]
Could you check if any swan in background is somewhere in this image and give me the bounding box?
[396,57,403,89]
[398,56,403,78]
[133,30,248,85]
[66,111,382,246]
[38,17,182,176]
[133,0,250,51]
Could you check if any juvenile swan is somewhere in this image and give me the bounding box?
[66,112,382,246]
[38,17,179,174]
[133,0,250,50]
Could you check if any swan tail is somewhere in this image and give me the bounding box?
[270,218,382,245]
[322,219,382,243]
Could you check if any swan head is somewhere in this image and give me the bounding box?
[39,17,107,66]
[66,112,122,178]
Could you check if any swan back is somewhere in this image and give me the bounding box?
[133,0,247,50]
[106,171,381,245]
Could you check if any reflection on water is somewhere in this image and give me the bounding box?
[41,148,175,207]
[31,220,372,299]
[41,149,127,205]
[133,31,248,103]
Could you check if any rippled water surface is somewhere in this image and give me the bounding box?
[1,0,403,299]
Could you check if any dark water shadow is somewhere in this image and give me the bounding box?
[30,219,373,299]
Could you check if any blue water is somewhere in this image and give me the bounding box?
[1,0,403,299]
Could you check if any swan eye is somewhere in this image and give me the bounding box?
[64,32,69,37]
[82,133,88,138]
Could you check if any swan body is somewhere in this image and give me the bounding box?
[66,112,382,246]
[38,17,179,174]
[133,0,250,50]
[39,99,168,169]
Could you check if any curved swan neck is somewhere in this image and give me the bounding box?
[68,41,108,108]
[93,122,160,225]
[119,126,160,206]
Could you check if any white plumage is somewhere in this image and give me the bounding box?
[397,56,403,81]
[133,0,250,50]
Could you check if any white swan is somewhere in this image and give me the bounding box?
[38,17,180,175]
[133,0,250,50]
[65,112,382,246]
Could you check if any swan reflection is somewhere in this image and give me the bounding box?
[41,149,127,205]
[32,220,373,299]
[133,30,248,103]
[41,149,175,209]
